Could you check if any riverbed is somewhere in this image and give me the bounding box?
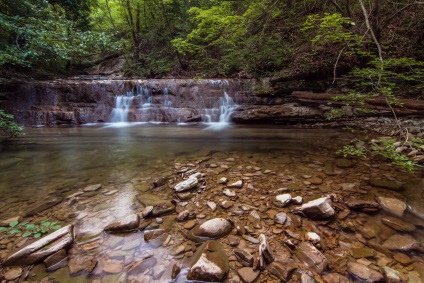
[0,124,423,282]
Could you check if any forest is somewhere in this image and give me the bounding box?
[1,0,423,80]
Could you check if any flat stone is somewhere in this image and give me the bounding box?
[218,177,228,184]
[177,210,190,221]
[383,234,424,253]
[295,242,328,274]
[223,189,236,197]
[104,190,118,196]
[347,262,384,282]
[382,266,403,283]
[187,241,229,282]
[191,218,233,241]
[104,214,139,233]
[293,196,335,219]
[377,197,407,217]
[144,229,166,242]
[237,267,260,283]
[322,273,350,283]
[222,200,234,209]
[44,249,67,271]
[141,206,154,218]
[177,192,192,200]
[228,180,243,188]
[309,177,323,185]
[84,184,102,192]
[335,159,354,168]
[103,263,123,274]
[184,220,197,230]
[25,197,63,217]
[207,201,217,211]
[381,216,416,232]
[4,267,22,281]
[369,179,403,191]
[234,248,254,267]
[151,203,176,217]
[242,235,259,244]
[227,235,240,247]
[268,261,297,282]
[274,212,287,225]
[393,253,412,265]
[347,199,380,212]
[351,248,376,259]
[275,194,291,207]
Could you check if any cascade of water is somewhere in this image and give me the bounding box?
[163,88,172,108]
[204,92,238,130]
[110,92,135,123]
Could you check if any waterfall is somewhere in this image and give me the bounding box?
[110,92,135,123]
[204,92,238,131]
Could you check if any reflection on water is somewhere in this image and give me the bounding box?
[0,124,422,282]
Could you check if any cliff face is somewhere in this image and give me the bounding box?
[0,77,328,126]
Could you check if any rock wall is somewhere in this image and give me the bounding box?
[0,77,327,126]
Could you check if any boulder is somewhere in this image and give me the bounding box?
[293,197,335,219]
[104,214,139,233]
[187,241,229,282]
[377,197,407,217]
[347,262,384,282]
[190,218,233,241]
[383,234,424,253]
[295,242,328,274]
[3,225,74,266]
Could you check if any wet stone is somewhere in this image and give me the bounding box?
[377,197,407,217]
[177,192,192,200]
[184,220,197,229]
[295,242,328,274]
[177,210,190,221]
[104,214,139,233]
[381,216,416,232]
[234,248,254,267]
[369,179,403,191]
[84,184,102,192]
[383,234,424,253]
[293,196,335,219]
[335,159,354,168]
[347,262,384,283]
[207,201,217,211]
[274,212,287,225]
[347,199,380,212]
[4,267,22,281]
[305,232,320,244]
[309,177,323,185]
[103,263,123,274]
[191,218,233,240]
[292,196,303,205]
[237,267,260,283]
[227,235,240,247]
[141,206,154,218]
[351,247,376,259]
[393,253,413,265]
[382,266,403,283]
[267,261,297,282]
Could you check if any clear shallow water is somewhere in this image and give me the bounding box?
[1,124,423,282]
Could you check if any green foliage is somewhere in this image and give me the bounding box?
[337,144,367,158]
[0,220,61,238]
[0,110,25,138]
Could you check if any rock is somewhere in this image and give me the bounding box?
[184,220,197,230]
[187,241,229,282]
[177,210,190,221]
[0,216,20,226]
[3,225,74,266]
[347,199,380,212]
[156,217,163,224]
[141,206,154,218]
[191,218,233,241]
[222,200,234,209]
[259,234,274,264]
[172,264,181,280]
[369,179,403,191]
[4,267,22,281]
[25,197,63,217]
[128,257,157,275]
[242,235,259,244]
[383,234,424,253]
[402,179,424,219]
[335,159,354,168]
[275,194,292,207]
[84,184,102,192]
[67,255,96,275]
[174,175,199,192]
[151,203,176,217]
[153,264,166,279]
[44,249,68,271]
[228,180,243,188]
[292,196,303,205]
[351,248,376,259]
[177,192,192,200]
[153,176,169,188]
[381,216,416,232]
[218,177,228,184]
[377,197,407,217]
[382,266,403,283]
[274,212,287,224]
[234,248,254,267]
[309,177,323,185]
[293,197,335,219]
[207,201,217,211]
[228,235,240,246]
[237,267,260,283]
[305,232,320,244]
[301,274,315,283]
[104,214,139,233]
[224,189,236,197]
[393,253,412,265]
[347,262,384,282]
[322,273,350,283]
[144,229,166,242]
[295,242,328,274]
[267,261,297,282]
[103,263,123,274]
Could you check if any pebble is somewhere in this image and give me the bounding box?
[4,267,22,281]
[156,218,163,224]
[222,201,234,209]
[228,180,243,188]
[103,263,123,274]
[224,189,236,197]
[207,201,217,211]
[184,220,197,229]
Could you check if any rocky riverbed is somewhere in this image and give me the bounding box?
[1,132,424,283]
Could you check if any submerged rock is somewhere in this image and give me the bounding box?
[190,218,233,241]
[187,240,229,282]
[347,199,380,213]
[383,234,424,253]
[3,225,74,266]
[3,267,23,281]
[267,261,297,282]
[347,262,384,282]
[83,184,102,192]
[402,178,424,219]
[381,216,416,232]
[377,197,407,217]
[25,197,63,217]
[295,242,328,274]
[369,179,402,191]
[293,197,335,219]
[104,214,139,233]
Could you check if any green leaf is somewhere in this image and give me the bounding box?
[26,223,35,230]
[41,221,51,227]
[0,227,8,232]
[51,225,61,230]
[9,221,19,228]
[22,232,32,237]
[34,233,42,238]
[9,228,22,234]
